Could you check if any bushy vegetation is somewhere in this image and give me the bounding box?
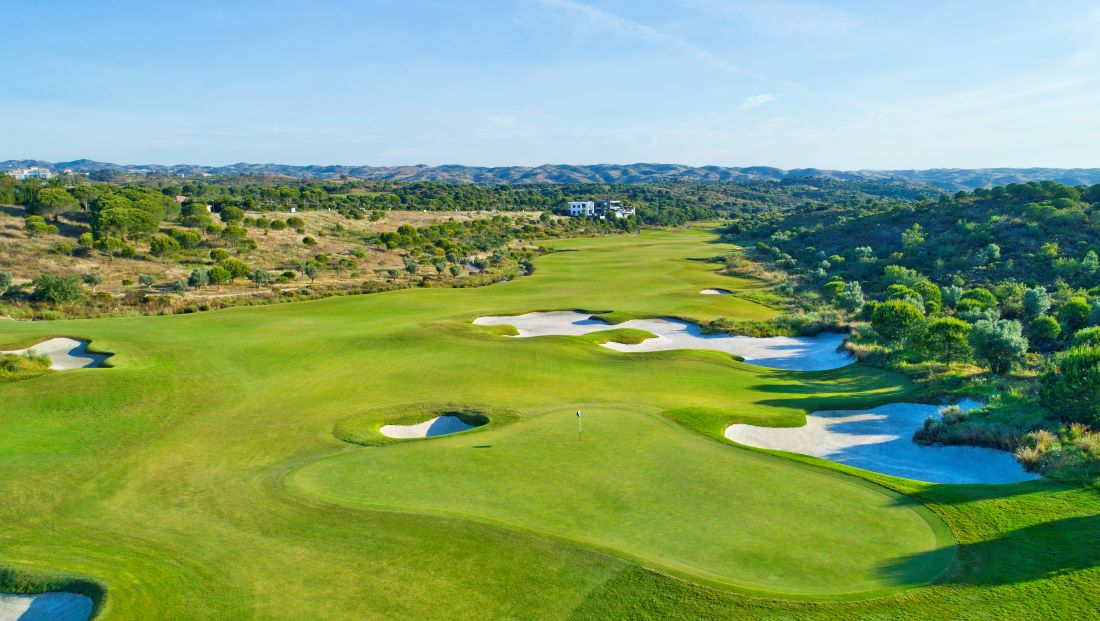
[1,184,631,318]
[0,351,51,382]
[731,179,1100,485]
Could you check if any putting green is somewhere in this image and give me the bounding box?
[291,404,950,597]
[0,229,963,618]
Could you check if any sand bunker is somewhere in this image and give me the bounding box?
[1,338,110,370]
[380,415,481,439]
[473,311,852,371]
[700,288,732,295]
[725,400,1038,484]
[0,592,93,621]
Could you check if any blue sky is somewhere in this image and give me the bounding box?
[3,1,1099,168]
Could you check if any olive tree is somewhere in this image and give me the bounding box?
[82,271,103,294]
[835,281,864,312]
[970,319,1028,374]
[1021,287,1051,322]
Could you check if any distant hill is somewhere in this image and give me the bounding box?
[3,159,1099,190]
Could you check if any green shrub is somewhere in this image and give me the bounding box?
[960,288,997,309]
[31,274,83,305]
[219,259,250,280]
[168,228,202,248]
[150,235,181,257]
[1040,347,1100,426]
[919,317,972,365]
[871,300,924,344]
[1073,326,1100,348]
[208,266,231,285]
[1059,297,1091,333]
[1030,316,1061,347]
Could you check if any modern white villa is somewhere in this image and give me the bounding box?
[568,199,636,219]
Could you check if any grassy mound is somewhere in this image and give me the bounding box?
[578,328,658,346]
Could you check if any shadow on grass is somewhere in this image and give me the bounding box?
[878,514,1100,587]
[906,480,1055,506]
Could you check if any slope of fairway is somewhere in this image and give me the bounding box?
[1,228,1093,619]
[290,404,951,597]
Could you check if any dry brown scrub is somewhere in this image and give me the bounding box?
[0,206,544,301]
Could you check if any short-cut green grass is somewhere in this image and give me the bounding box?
[1,228,1096,619]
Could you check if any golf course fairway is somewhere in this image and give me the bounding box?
[2,228,1098,619]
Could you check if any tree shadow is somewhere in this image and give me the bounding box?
[906,479,1055,506]
[878,514,1100,587]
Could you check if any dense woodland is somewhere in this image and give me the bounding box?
[729,180,1100,486]
[0,173,931,226]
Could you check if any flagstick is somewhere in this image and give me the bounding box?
[577,410,582,442]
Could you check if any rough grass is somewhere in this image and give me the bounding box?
[0,352,51,382]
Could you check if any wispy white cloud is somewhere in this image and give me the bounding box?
[535,0,767,81]
[681,0,866,35]
[740,93,776,109]
[1068,5,1100,68]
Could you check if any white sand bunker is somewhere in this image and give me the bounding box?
[380,415,480,439]
[473,311,852,371]
[1,338,110,370]
[0,592,93,621]
[700,288,732,295]
[725,400,1039,484]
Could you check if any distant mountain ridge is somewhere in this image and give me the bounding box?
[4,159,1099,191]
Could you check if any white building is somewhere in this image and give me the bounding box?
[568,200,596,217]
[568,199,634,219]
[7,166,52,180]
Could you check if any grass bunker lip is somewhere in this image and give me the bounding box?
[334,403,516,446]
[1,337,112,370]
